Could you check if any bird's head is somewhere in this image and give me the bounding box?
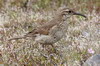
[57,6,86,20]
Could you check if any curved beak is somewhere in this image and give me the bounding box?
[73,12,87,18]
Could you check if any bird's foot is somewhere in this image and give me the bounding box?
[41,44,59,54]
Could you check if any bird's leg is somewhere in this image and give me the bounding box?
[41,44,47,51]
[50,44,54,48]
[41,43,58,54]
[41,44,46,48]
[49,44,58,54]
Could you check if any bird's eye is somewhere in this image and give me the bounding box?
[68,11,72,13]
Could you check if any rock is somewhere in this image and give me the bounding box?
[83,54,100,66]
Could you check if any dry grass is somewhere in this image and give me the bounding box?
[0,0,100,66]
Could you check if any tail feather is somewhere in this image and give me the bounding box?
[8,36,26,41]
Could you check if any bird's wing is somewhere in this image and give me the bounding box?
[49,25,58,35]
[8,19,59,41]
[24,28,49,37]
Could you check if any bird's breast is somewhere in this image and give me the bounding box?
[35,35,56,44]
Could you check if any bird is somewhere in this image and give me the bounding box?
[8,6,86,46]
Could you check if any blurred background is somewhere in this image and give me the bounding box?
[0,0,99,66]
[0,0,99,12]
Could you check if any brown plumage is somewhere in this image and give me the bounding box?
[8,6,86,41]
[25,8,66,37]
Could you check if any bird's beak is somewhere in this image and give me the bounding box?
[73,12,87,18]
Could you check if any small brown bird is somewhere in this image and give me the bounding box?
[8,6,86,45]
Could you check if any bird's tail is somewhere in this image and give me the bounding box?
[8,36,26,41]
